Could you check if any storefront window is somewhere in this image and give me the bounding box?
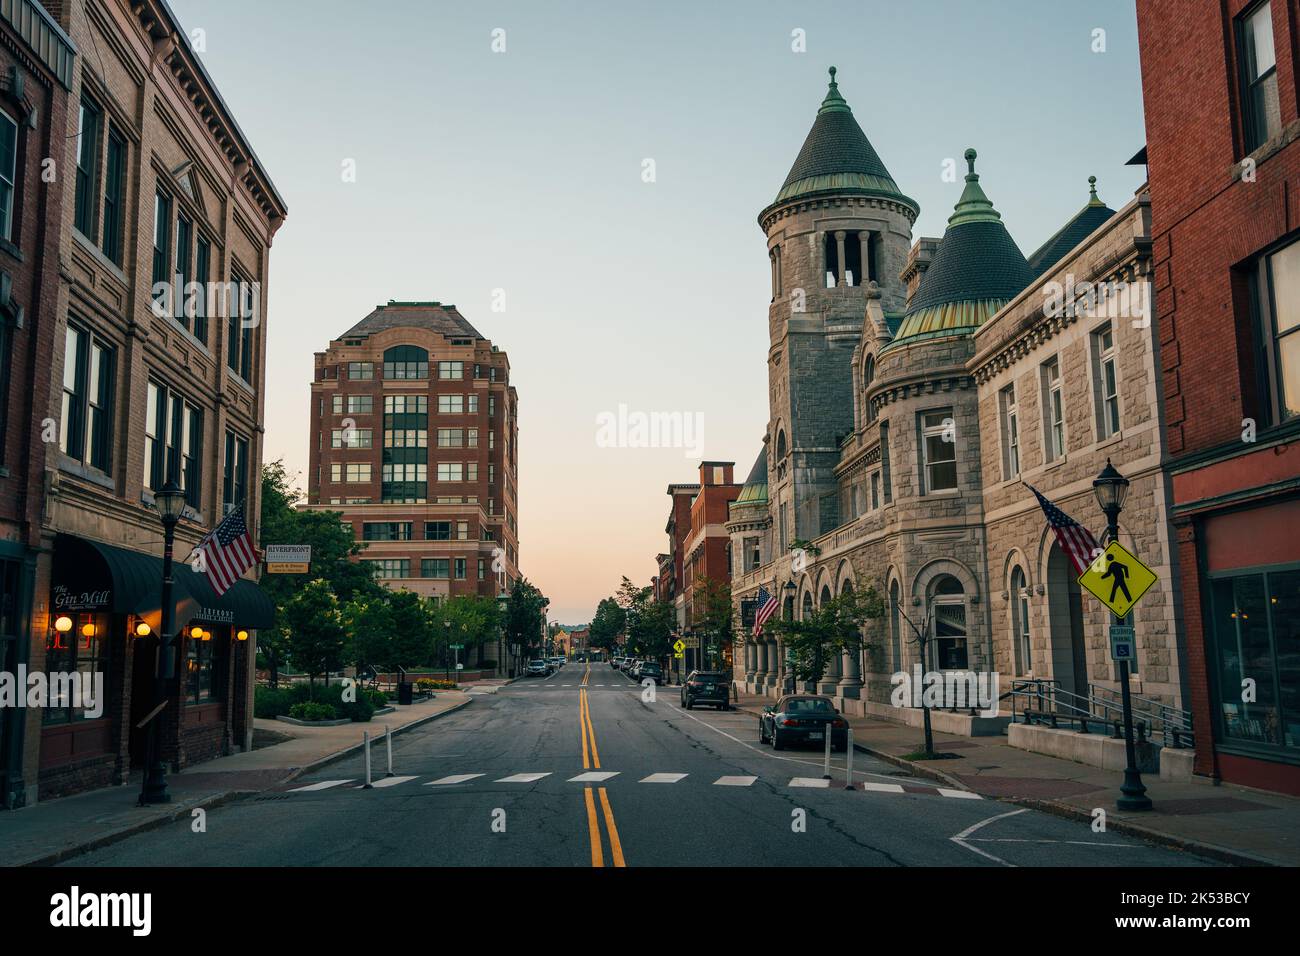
[185,630,228,705]
[43,612,107,724]
[1209,568,1300,753]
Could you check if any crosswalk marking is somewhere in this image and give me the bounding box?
[369,775,418,788]
[425,774,485,786]
[713,775,758,787]
[568,771,620,782]
[938,787,981,799]
[496,772,552,783]
[861,782,906,793]
[640,772,688,784]
[288,779,353,792]
[789,777,831,788]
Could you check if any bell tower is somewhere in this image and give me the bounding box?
[760,67,918,543]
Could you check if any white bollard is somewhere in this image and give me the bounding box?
[845,726,855,790]
[823,723,832,779]
[385,724,393,777]
[363,731,373,789]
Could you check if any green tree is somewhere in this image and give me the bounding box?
[340,595,394,675]
[588,597,626,651]
[768,585,885,684]
[614,577,674,661]
[387,590,433,671]
[438,594,502,670]
[503,578,548,664]
[693,576,733,670]
[283,578,346,691]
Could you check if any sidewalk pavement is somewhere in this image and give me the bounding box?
[735,691,1298,866]
[0,690,472,867]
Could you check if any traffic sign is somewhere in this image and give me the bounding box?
[673,639,685,654]
[449,643,464,650]
[673,652,684,659]
[1108,624,1136,662]
[1077,541,1157,618]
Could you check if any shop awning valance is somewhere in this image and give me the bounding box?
[52,534,274,632]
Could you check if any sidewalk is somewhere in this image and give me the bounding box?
[0,691,471,867]
[734,691,1298,866]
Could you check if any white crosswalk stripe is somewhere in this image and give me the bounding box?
[568,771,620,782]
[640,772,687,784]
[369,775,418,788]
[713,775,758,786]
[938,787,982,799]
[495,772,551,783]
[288,779,353,792]
[425,774,484,786]
[861,782,906,793]
[789,777,831,788]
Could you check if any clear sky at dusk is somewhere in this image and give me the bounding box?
[169,0,1147,623]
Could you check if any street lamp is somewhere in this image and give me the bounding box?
[497,589,509,677]
[1092,458,1151,812]
[782,580,796,693]
[140,478,185,806]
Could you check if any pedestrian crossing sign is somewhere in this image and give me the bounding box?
[673,639,686,654]
[1077,540,1157,618]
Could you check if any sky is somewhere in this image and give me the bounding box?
[168,0,1148,624]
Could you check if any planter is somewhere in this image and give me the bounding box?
[275,715,352,728]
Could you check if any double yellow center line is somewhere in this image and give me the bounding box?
[579,664,625,867]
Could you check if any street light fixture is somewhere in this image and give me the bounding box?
[140,478,185,806]
[1092,459,1150,812]
[497,589,509,677]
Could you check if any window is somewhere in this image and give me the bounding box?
[863,355,877,422]
[438,462,464,482]
[331,427,372,448]
[223,432,249,512]
[0,110,17,242]
[1239,1,1281,152]
[439,394,464,414]
[330,462,372,483]
[146,381,202,506]
[467,462,478,482]
[478,558,486,580]
[1092,324,1120,438]
[1042,358,1065,461]
[488,463,495,484]
[347,395,373,414]
[42,612,107,724]
[931,575,968,669]
[185,633,227,705]
[74,98,101,238]
[489,395,496,417]
[1207,567,1300,756]
[1255,237,1300,422]
[870,471,880,510]
[226,274,254,381]
[421,558,450,579]
[101,127,126,264]
[489,431,495,451]
[367,559,411,579]
[439,361,463,380]
[999,384,1019,478]
[779,501,789,551]
[437,428,464,447]
[745,537,760,571]
[192,235,210,343]
[468,394,479,414]
[425,521,451,540]
[173,215,191,327]
[332,395,343,415]
[151,190,170,287]
[383,345,428,380]
[468,428,479,448]
[921,410,957,492]
[363,522,412,541]
[348,362,374,380]
[1011,566,1031,674]
[454,558,467,580]
[60,325,115,472]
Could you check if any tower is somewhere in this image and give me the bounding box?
[760,67,918,544]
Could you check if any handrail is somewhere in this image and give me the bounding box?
[1003,678,1194,749]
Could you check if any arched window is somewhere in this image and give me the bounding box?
[1011,566,1031,674]
[863,355,877,422]
[802,591,813,620]
[931,574,968,670]
[383,345,428,380]
[776,429,787,460]
[889,580,901,671]
[820,585,832,607]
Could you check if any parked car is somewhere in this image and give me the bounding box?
[758,695,848,751]
[638,662,663,685]
[526,659,550,677]
[550,656,565,668]
[681,670,730,709]
[629,660,643,679]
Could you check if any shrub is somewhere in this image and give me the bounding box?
[288,701,338,722]
[362,687,388,709]
[254,686,294,719]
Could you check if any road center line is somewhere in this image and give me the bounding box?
[950,807,1028,867]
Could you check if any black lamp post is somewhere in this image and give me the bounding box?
[782,580,796,692]
[1092,458,1151,812]
[496,589,509,677]
[140,479,185,806]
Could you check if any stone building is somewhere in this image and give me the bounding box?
[11,0,286,806]
[729,69,1187,740]
[304,301,520,644]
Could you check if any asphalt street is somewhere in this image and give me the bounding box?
[65,663,1217,867]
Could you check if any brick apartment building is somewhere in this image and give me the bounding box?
[2,0,286,808]
[656,481,697,627]
[0,0,76,809]
[1137,0,1300,794]
[305,301,520,653]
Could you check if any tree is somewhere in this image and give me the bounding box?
[768,586,885,685]
[340,595,394,676]
[283,579,346,691]
[693,577,733,670]
[896,602,938,757]
[387,590,433,671]
[439,594,502,669]
[615,577,674,662]
[503,578,548,664]
[588,597,626,651]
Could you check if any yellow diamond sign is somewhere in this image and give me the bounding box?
[673,639,686,654]
[1077,541,1158,618]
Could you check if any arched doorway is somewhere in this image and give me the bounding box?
[1046,543,1088,703]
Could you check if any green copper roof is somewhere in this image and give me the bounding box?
[890,149,1032,347]
[1026,176,1117,277]
[733,448,768,506]
[771,68,917,213]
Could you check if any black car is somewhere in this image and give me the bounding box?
[758,695,848,751]
[638,662,664,685]
[681,671,730,709]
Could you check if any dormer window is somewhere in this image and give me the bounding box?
[383,345,429,379]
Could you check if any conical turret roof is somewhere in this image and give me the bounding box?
[1027,176,1117,277]
[769,68,917,214]
[890,149,1032,345]
[734,448,768,507]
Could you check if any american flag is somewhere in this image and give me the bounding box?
[196,506,257,596]
[1027,484,1102,576]
[752,584,780,636]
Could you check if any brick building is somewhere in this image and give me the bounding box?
[656,481,697,629]
[0,0,76,809]
[305,301,520,653]
[6,0,286,807]
[681,461,740,668]
[1137,0,1300,794]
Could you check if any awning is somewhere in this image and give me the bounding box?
[51,534,274,633]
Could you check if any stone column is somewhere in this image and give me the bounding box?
[838,642,863,699]
[858,231,872,284]
[754,640,768,689]
[835,231,847,286]
[744,640,757,684]
[818,645,842,696]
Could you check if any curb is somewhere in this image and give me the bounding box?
[16,697,475,867]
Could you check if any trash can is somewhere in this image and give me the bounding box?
[397,680,413,705]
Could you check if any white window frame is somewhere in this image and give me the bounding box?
[1091,323,1121,439]
[999,383,1019,479]
[920,409,957,493]
[1041,357,1065,462]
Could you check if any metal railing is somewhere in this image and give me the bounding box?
[1003,678,1194,749]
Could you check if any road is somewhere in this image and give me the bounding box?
[66,663,1215,867]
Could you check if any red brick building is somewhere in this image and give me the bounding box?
[1138,0,1300,794]
[657,482,698,625]
[306,302,520,630]
[682,462,741,669]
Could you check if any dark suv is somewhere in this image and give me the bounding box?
[681,671,730,710]
[638,662,664,685]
